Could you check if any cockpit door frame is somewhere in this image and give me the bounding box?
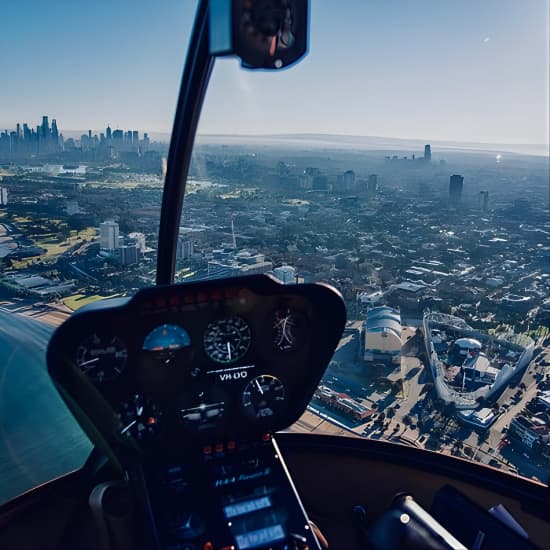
[156,0,213,285]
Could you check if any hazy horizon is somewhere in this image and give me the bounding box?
[16,129,544,157]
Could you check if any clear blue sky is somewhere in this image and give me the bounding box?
[1,0,548,147]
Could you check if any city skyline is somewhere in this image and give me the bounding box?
[1,1,548,149]
[1,114,547,158]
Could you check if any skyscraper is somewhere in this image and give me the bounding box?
[51,119,59,143]
[41,116,49,139]
[449,174,464,204]
[424,144,431,162]
[106,125,112,140]
[343,170,355,189]
[367,174,378,193]
[99,220,120,250]
[479,191,489,212]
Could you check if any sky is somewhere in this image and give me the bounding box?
[1,0,548,149]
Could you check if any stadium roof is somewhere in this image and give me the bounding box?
[365,306,402,339]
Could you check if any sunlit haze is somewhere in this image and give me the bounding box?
[1,0,549,149]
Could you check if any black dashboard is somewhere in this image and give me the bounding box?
[47,275,346,549]
[47,274,346,459]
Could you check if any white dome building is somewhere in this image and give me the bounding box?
[363,306,402,364]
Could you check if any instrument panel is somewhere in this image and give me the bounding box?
[47,275,346,459]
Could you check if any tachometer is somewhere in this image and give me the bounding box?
[75,334,127,383]
[242,375,286,421]
[203,316,251,364]
[117,394,162,442]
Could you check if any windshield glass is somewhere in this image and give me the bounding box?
[180,0,550,484]
[0,0,197,505]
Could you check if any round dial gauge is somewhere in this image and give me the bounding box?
[203,316,251,364]
[75,334,127,382]
[117,394,161,441]
[242,375,286,421]
[272,307,306,352]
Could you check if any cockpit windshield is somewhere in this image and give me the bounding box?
[1,0,549,507]
[0,0,198,505]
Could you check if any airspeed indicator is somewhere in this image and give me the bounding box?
[203,316,251,364]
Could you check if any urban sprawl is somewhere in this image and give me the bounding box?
[1,116,549,482]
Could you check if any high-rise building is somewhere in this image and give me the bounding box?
[119,244,140,266]
[343,170,355,189]
[41,116,49,139]
[449,174,464,204]
[367,174,378,193]
[273,265,296,284]
[106,125,112,140]
[479,191,489,212]
[128,232,146,252]
[424,144,431,162]
[51,119,59,143]
[99,220,120,250]
[0,187,8,206]
[176,233,194,260]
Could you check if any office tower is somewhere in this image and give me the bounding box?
[128,232,146,252]
[273,265,296,284]
[41,116,49,139]
[343,170,355,189]
[99,220,120,250]
[106,125,112,140]
[51,119,59,149]
[119,244,140,265]
[367,174,378,193]
[177,228,195,260]
[479,191,489,212]
[112,129,123,145]
[132,130,139,143]
[449,174,464,204]
[424,144,431,162]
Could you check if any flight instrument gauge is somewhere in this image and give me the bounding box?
[203,316,251,364]
[117,394,162,442]
[143,324,191,351]
[272,307,306,352]
[75,334,128,383]
[242,375,286,421]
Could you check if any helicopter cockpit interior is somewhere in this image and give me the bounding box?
[0,1,549,549]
